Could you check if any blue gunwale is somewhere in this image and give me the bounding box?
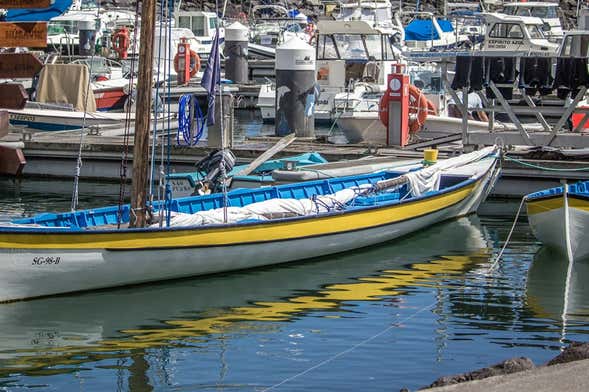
[2,169,482,235]
[526,180,589,201]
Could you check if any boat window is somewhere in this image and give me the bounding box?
[317,34,339,60]
[209,17,218,29]
[488,23,523,39]
[560,35,589,57]
[335,34,368,60]
[192,16,205,36]
[177,16,191,30]
[526,24,544,39]
[364,34,383,60]
[80,0,97,9]
[48,21,78,35]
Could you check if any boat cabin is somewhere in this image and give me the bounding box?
[175,11,220,51]
[480,13,559,55]
[558,31,589,57]
[314,20,399,120]
[336,0,399,36]
[502,2,563,40]
[316,20,398,87]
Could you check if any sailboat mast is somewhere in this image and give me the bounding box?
[130,0,156,228]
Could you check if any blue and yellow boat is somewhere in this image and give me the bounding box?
[0,147,500,302]
[526,180,589,261]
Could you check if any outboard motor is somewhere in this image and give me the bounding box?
[193,149,236,195]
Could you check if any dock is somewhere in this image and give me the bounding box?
[2,129,588,198]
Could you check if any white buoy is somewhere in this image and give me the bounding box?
[224,22,249,84]
[275,37,316,137]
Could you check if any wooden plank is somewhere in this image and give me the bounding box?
[234,133,297,176]
[0,0,50,8]
[0,53,43,78]
[0,110,8,138]
[0,83,28,109]
[0,22,47,48]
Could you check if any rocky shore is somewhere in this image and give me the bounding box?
[412,342,589,392]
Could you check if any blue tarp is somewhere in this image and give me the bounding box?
[404,19,454,41]
[2,0,73,22]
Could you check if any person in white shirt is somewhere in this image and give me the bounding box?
[447,91,489,122]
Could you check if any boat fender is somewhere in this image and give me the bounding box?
[174,50,201,78]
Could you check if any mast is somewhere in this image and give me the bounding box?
[129,0,156,228]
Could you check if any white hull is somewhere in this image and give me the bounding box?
[527,203,589,261]
[9,108,131,131]
[0,164,496,302]
[336,112,492,144]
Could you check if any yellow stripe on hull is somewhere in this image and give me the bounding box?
[527,195,589,215]
[0,182,477,250]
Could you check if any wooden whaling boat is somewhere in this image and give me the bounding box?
[0,147,500,302]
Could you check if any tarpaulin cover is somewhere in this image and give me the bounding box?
[2,0,73,22]
[36,64,97,112]
[404,19,453,41]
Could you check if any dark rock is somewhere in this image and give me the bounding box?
[547,342,589,366]
[424,357,535,389]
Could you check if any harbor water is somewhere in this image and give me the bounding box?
[0,179,588,391]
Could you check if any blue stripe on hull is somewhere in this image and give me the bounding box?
[10,120,81,132]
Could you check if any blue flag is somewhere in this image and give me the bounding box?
[200,27,221,126]
[3,0,73,22]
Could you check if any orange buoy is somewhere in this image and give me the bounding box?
[379,84,436,133]
[111,27,130,59]
[174,49,201,78]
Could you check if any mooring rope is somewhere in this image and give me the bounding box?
[261,298,438,391]
[487,195,527,272]
[504,155,589,172]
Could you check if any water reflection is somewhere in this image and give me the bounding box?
[527,247,589,322]
[0,217,490,378]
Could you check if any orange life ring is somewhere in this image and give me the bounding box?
[173,49,201,78]
[378,85,436,133]
[111,28,130,59]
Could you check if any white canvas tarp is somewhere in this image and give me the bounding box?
[36,64,97,112]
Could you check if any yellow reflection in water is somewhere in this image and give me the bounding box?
[3,254,484,374]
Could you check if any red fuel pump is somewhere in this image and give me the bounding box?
[379,63,410,147]
[175,38,192,85]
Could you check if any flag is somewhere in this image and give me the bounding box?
[200,26,221,126]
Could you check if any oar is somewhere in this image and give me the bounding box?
[233,133,296,176]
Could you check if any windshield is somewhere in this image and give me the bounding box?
[317,33,394,61]
[526,24,544,39]
[560,34,589,57]
[504,6,558,19]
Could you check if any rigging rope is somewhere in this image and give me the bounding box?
[70,4,101,212]
[116,0,140,228]
[165,0,176,227]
